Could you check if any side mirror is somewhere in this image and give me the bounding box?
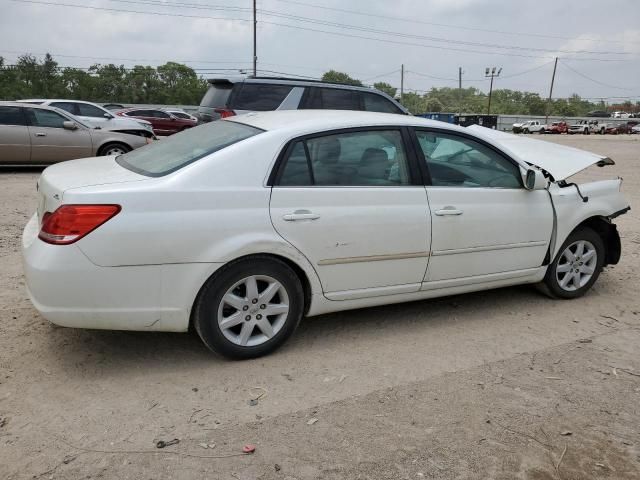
[103,113,114,119]
[63,121,78,130]
[525,169,547,190]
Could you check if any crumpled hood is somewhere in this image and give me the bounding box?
[467,125,614,180]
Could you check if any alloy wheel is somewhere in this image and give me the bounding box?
[555,240,598,292]
[217,275,289,347]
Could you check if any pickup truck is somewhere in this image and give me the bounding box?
[518,120,545,134]
[569,120,607,135]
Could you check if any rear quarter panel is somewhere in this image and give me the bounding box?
[66,130,323,292]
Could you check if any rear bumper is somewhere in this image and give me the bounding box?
[22,213,220,332]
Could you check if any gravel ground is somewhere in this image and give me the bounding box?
[0,135,639,479]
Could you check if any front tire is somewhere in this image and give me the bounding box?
[98,142,131,156]
[540,227,605,299]
[193,256,304,359]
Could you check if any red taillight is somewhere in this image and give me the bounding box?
[214,108,236,118]
[39,204,121,245]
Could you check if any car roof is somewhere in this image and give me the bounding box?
[1,101,56,109]
[18,99,103,105]
[227,110,466,136]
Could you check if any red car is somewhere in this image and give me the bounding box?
[116,108,197,136]
[543,121,568,134]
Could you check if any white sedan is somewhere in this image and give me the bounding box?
[22,111,630,358]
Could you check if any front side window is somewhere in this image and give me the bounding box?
[117,120,262,176]
[361,92,403,114]
[77,103,108,118]
[0,106,26,126]
[415,130,521,188]
[26,108,68,128]
[278,129,411,186]
[231,84,293,111]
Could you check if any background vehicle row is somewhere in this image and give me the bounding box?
[0,102,149,164]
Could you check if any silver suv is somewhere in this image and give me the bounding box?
[197,77,408,122]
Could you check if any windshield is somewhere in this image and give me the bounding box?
[116,120,263,176]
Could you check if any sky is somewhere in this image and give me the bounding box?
[1,0,639,103]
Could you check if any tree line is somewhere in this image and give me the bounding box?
[0,54,207,105]
[321,69,639,117]
[1,55,637,116]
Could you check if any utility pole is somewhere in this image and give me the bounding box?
[252,0,257,77]
[545,57,558,125]
[458,67,463,117]
[485,66,502,115]
[400,64,404,103]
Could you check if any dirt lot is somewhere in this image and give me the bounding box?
[1,135,639,479]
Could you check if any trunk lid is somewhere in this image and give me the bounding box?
[37,156,149,222]
[467,125,613,180]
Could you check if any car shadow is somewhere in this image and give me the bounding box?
[41,284,539,375]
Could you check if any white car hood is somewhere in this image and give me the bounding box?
[467,125,614,180]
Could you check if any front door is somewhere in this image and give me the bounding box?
[25,108,93,163]
[412,128,553,284]
[270,128,431,299]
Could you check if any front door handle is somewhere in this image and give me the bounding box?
[434,206,463,216]
[283,210,320,221]
[35,133,47,137]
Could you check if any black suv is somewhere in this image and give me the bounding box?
[197,77,408,122]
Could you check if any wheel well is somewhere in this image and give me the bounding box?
[188,253,313,332]
[572,216,621,266]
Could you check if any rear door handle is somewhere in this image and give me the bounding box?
[434,206,463,216]
[35,133,47,137]
[283,210,320,221]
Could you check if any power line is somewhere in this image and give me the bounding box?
[6,0,630,61]
[6,0,252,22]
[257,9,629,56]
[94,0,631,56]
[267,0,640,46]
[559,60,634,90]
[362,69,400,82]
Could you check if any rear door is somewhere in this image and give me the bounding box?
[25,108,93,163]
[0,106,31,163]
[413,128,553,284]
[150,110,176,135]
[270,127,431,299]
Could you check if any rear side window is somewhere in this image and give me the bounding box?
[301,87,360,110]
[50,102,79,115]
[361,92,403,114]
[77,103,107,117]
[116,120,263,176]
[277,129,411,186]
[0,106,26,126]
[230,84,293,111]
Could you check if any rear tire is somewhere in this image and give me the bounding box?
[193,256,304,359]
[540,227,605,299]
[98,142,131,156]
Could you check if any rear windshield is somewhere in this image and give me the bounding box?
[116,120,262,176]
[200,84,233,108]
